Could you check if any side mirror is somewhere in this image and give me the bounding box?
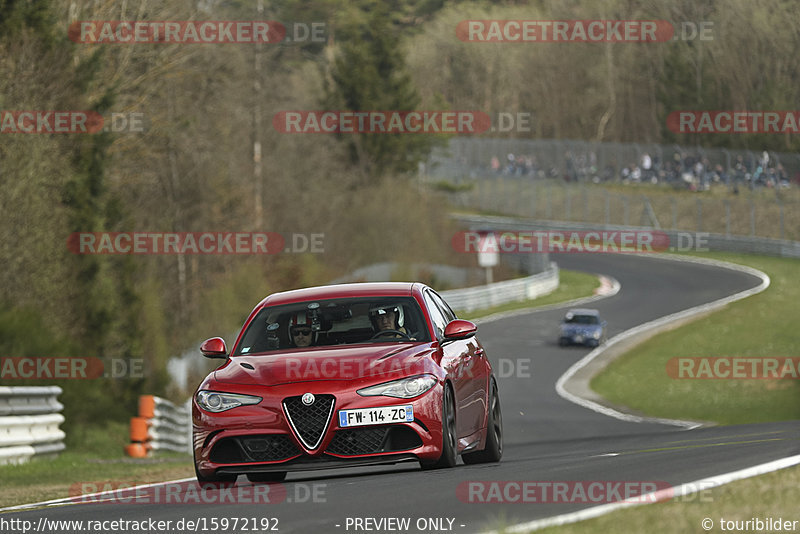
[200,337,228,359]
[443,319,477,341]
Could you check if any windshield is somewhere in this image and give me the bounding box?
[564,314,599,325]
[233,296,431,355]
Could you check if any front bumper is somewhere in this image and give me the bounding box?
[193,381,443,477]
[559,331,602,346]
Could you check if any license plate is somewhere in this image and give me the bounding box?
[574,335,584,342]
[338,405,414,428]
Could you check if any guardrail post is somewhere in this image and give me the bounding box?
[546,184,552,219]
[623,197,629,226]
[565,186,572,220]
[725,200,731,237]
[696,198,703,232]
[671,198,677,230]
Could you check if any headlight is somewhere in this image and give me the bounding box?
[592,330,601,339]
[357,375,438,399]
[196,390,262,413]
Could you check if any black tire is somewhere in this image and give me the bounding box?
[559,338,568,347]
[247,472,287,483]
[194,451,237,487]
[462,377,502,464]
[420,384,457,470]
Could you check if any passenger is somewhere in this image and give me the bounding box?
[288,313,315,347]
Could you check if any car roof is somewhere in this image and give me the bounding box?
[565,308,601,316]
[257,282,421,308]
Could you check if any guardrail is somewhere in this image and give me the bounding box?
[440,262,559,313]
[125,395,191,457]
[0,386,65,465]
[453,214,800,259]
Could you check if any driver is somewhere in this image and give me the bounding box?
[368,304,410,339]
[288,312,315,347]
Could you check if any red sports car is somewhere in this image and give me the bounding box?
[192,282,502,483]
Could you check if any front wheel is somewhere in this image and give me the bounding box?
[194,457,237,487]
[462,377,502,464]
[420,384,457,470]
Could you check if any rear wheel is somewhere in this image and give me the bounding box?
[421,384,457,470]
[247,472,287,483]
[462,377,502,464]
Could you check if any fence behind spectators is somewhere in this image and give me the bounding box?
[424,138,799,242]
[426,137,800,187]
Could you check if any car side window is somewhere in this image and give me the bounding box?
[429,290,457,323]
[423,291,448,340]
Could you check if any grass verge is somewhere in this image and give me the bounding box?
[591,252,800,425]
[0,421,193,509]
[530,464,800,534]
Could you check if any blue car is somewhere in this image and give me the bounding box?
[558,309,607,347]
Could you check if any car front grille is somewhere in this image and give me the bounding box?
[282,394,335,450]
[209,434,300,463]
[326,426,422,456]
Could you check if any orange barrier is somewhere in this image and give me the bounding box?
[124,395,190,457]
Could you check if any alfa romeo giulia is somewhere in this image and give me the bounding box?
[192,282,502,483]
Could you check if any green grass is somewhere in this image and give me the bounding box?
[458,269,600,320]
[591,252,800,425]
[529,464,800,534]
[0,421,193,509]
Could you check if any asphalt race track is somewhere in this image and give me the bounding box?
[5,253,799,534]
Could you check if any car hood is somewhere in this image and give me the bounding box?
[214,343,436,386]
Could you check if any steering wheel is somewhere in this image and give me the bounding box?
[369,329,412,341]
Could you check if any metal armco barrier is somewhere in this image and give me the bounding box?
[453,214,800,259]
[440,263,559,312]
[0,386,65,464]
[125,395,191,457]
